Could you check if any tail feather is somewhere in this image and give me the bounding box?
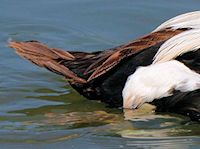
[9,41,75,60]
[9,40,86,84]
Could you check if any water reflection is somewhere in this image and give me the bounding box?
[0,83,199,146]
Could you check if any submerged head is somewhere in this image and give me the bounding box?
[122,74,147,109]
[122,60,200,109]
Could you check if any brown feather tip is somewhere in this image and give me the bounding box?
[8,40,75,60]
[8,40,87,84]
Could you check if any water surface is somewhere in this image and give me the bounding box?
[0,0,200,148]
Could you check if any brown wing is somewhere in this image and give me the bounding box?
[9,28,186,84]
[9,41,91,84]
[86,28,186,81]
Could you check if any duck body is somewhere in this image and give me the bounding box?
[9,11,200,121]
[71,42,161,107]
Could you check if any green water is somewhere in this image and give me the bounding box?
[0,0,200,148]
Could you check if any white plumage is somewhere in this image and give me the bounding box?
[123,11,200,109]
[153,11,200,32]
[153,11,200,64]
[153,29,200,64]
[123,60,200,109]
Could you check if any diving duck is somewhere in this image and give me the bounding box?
[9,11,200,121]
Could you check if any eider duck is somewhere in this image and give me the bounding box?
[9,11,200,121]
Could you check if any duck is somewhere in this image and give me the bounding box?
[9,11,200,121]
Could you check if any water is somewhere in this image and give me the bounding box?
[0,0,200,148]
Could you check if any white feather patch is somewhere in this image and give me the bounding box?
[122,60,200,109]
[153,11,200,32]
[153,29,200,64]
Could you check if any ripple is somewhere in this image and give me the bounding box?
[1,0,200,148]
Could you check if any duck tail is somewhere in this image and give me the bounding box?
[8,40,87,84]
